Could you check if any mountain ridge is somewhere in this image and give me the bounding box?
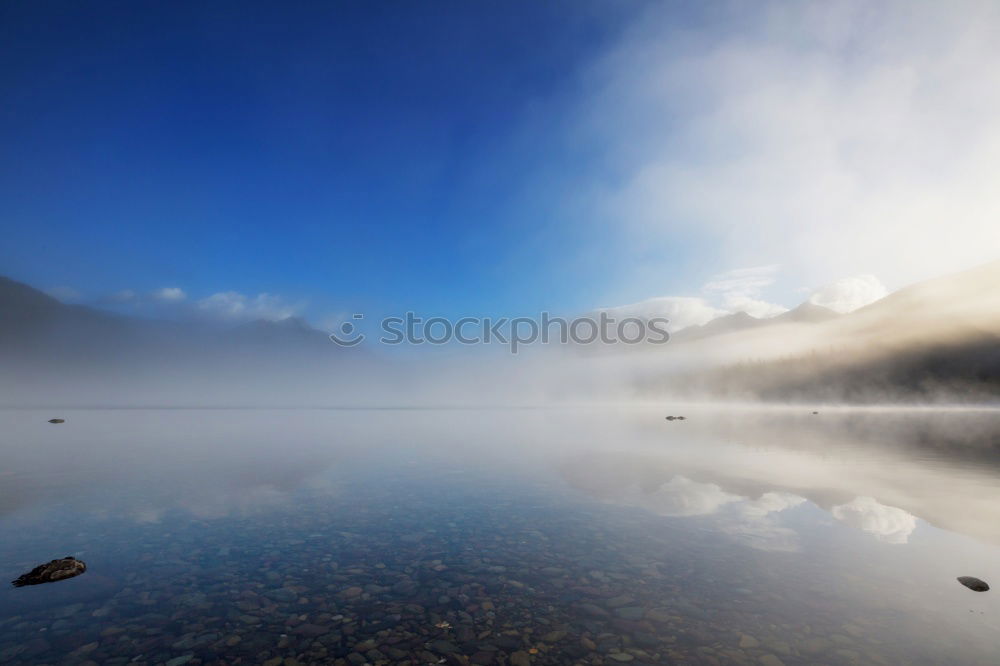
[0,275,333,359]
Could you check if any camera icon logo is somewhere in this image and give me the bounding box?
[329,314,366,347]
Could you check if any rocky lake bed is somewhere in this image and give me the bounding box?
[2,408,1000,665]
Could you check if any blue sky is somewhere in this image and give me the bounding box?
[0,1,656,323]
[3,1,998,330]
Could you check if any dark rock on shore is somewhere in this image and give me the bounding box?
[11,557,87,587]
[958,576,989,591]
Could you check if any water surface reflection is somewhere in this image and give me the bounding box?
[1,407,999,665]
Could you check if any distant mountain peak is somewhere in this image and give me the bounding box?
[776,301,840,323]
[230,315,330,348]
[0,275,64,313]
[276,316,312,330]
[669,301,841,345]
[721,311,758,323]
[671,310,764,342]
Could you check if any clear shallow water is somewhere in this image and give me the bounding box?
[2,407,1000,665]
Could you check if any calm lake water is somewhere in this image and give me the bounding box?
[2,407,1000,665]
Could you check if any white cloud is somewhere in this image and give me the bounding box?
[600,296,725,332]
[151,287,186,302]
[703,265,789,318]
[721,296,788,319]
[808,275,887,313]
[718,492,807,552]
[572,0,1000,296]
[599,265,788,329]
[632,476,740,517]
[831,495,917,544]
[702,265,780,296]
[740,492,807,518]
[607,475,807,552]
[113,289,137,302]
[197,291,303,322]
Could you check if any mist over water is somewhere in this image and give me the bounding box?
[3,406,1000,665]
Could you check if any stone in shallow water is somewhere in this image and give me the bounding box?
[53,602,84,618]
[430,640,460,654]
[577,603,610,618]
[339,585,364,598]
[293,623,331,637]
[605,593,635,608]
[644,608,673,624]
[800,637,832,654]
[510,651,531,666]
[11,557,86,587]
[614,606,646,621]
[48,418,65,423]
[759,656,786,666]
[265,587,298,603]
[958,576,990,591]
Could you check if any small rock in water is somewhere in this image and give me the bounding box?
[48,418,65,424]
[958,576,990,591]
[614,606,645,621]
[11,557,86,587]
[510,652,531,666]
[665,415,686,421]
